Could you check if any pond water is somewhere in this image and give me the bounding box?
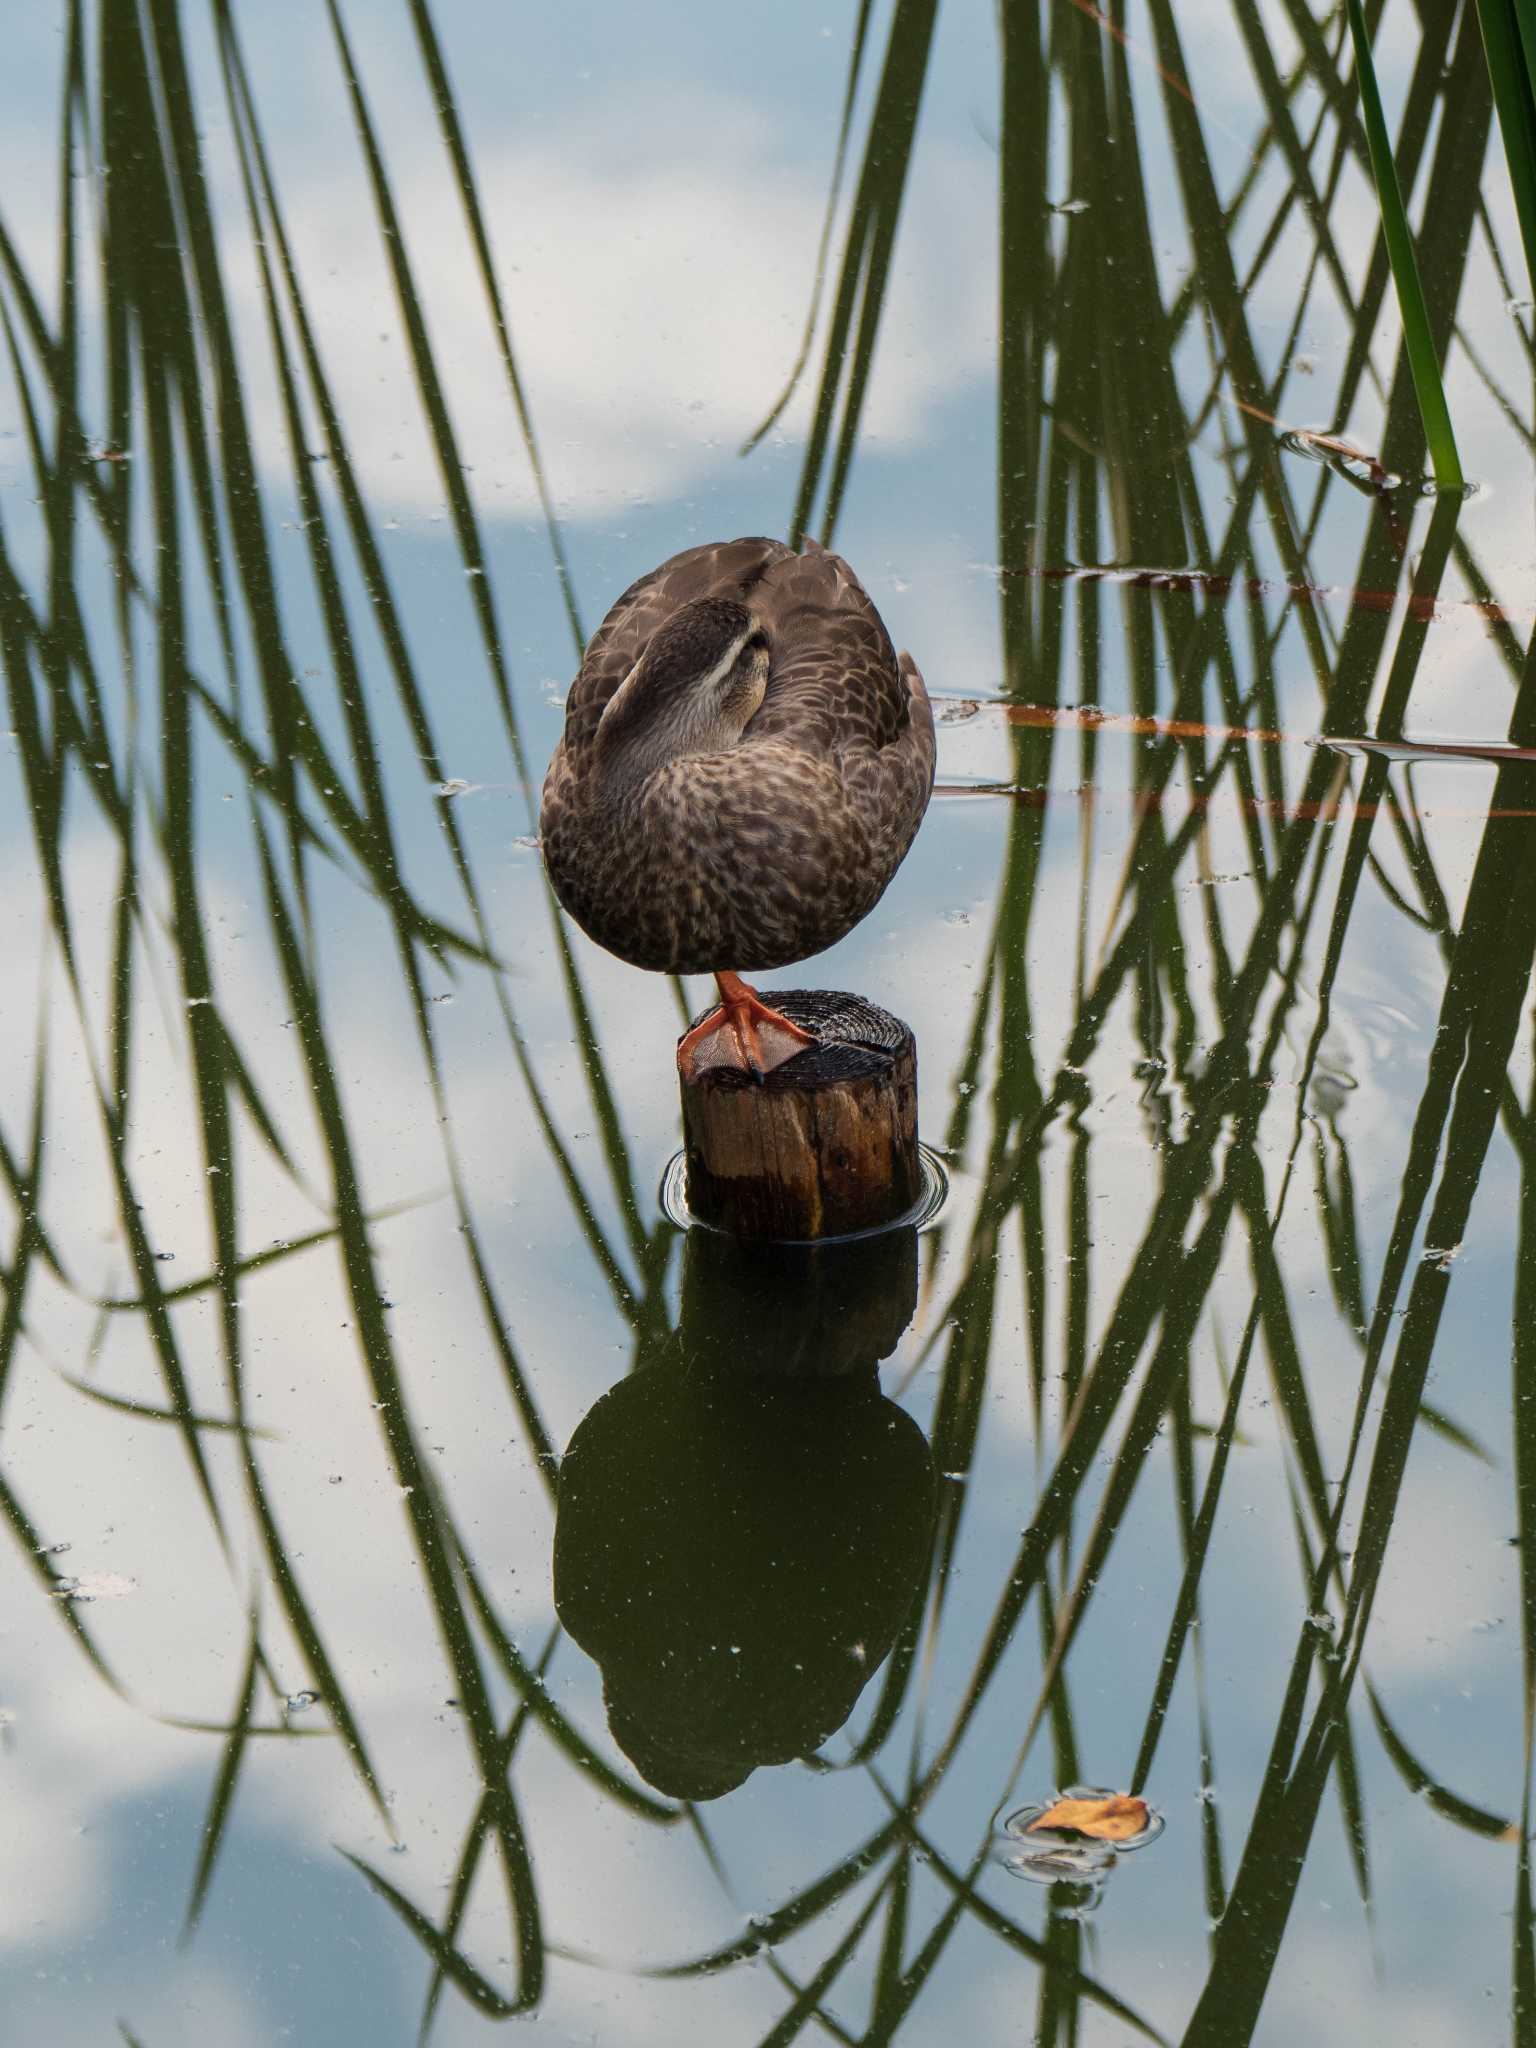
[3,2,1536,2043]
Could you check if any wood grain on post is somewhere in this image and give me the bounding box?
[679,990,920,1241]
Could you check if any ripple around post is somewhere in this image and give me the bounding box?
[659,1141,949,1245]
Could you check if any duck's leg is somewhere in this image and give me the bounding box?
[677,970,818,1082]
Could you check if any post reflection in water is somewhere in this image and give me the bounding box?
[554,1227,935,1799]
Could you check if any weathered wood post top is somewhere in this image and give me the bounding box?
[679,990,920,1243]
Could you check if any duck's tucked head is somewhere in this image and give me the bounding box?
[594,597,769,794]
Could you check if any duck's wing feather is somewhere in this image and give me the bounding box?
[747,542,935,839]
[559,536,793,756]
[746,541,924,752]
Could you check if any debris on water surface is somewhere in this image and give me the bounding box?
[999,1786,1164,1896]
[1050,196,1090,214]
[284,1690,320,1716]
[432,778,477,799]
[1020,1793,1154,1842]
[53,1572,136,1603]
[1311,1062,1357,1119]
[1422,1242,1463,1272]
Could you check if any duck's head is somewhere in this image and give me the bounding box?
[594,598,769,794]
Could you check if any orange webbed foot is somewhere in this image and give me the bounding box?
[677,972,818,1082]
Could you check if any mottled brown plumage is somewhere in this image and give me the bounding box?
[540,537,934,992]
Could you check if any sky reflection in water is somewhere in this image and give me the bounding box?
[2,1,1536,2043]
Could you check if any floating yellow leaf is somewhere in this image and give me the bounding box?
[1024,1794,1150,1842]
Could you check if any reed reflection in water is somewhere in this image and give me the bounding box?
[0,0,1535,2042]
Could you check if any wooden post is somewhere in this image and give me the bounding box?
[679,990,920,1241]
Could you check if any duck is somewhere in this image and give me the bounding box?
[540,535,934,1079]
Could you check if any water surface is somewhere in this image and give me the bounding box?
[3,2,1535,2042]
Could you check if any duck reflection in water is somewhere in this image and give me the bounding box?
[553,1227,936,1800]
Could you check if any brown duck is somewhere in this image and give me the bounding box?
[541,536,934,1077]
